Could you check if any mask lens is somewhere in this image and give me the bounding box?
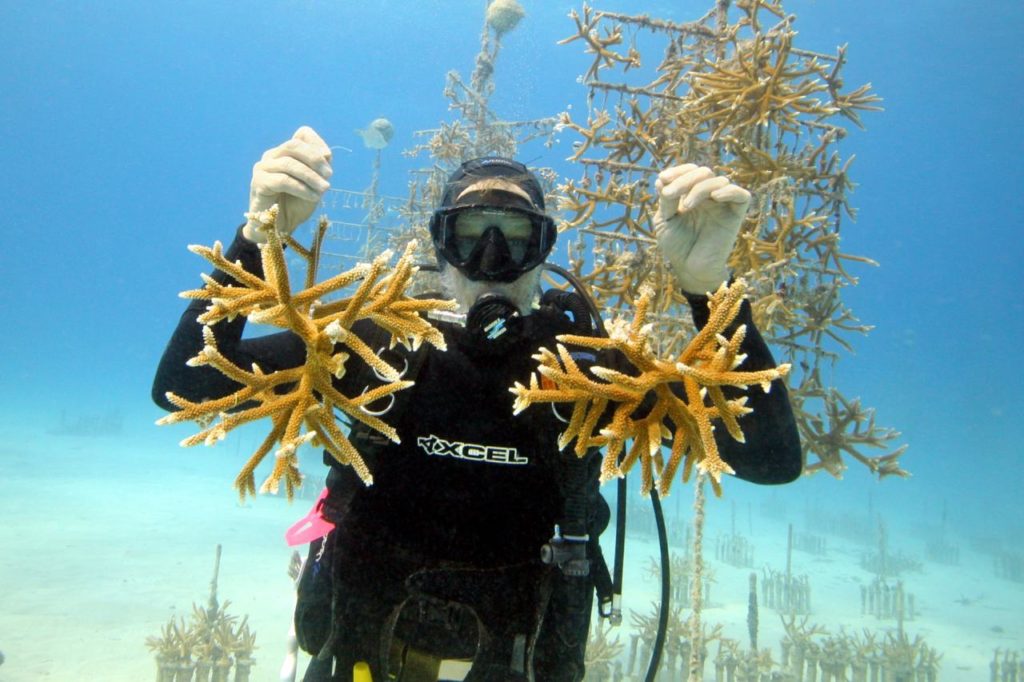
[453,209,535,264]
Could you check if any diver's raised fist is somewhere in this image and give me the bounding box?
[243,126,333,243]
[653,163,751,295]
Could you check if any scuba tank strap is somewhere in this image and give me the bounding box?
[538,276,627,627]
[589,528,618,624]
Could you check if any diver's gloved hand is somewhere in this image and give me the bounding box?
[243,126,333,243]
[653,164,751,295]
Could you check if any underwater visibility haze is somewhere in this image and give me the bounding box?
[1,1,1022,680]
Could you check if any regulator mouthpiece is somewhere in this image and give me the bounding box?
[466,294,522,352]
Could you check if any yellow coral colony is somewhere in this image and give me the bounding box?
[157,206,455,500]
[511,280,789,498]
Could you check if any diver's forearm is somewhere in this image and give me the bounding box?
[684,290,804,483]
[151,225,278,410]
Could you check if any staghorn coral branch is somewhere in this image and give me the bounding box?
[511,280,789,497]
[158,205,456,500]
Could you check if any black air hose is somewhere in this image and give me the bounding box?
[644,490,671,682]
[542,264,671,682]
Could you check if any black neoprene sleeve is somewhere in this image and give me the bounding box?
[151,226,305,412]
[683,290,804,484]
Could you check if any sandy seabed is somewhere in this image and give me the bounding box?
[1,433,1020,682]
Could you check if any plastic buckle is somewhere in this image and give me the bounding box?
[599,594,623,626]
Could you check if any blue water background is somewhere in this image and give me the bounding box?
[1,0,1021,677]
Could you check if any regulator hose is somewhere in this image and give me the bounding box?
[543,263,671,682]
[644,490,671,682]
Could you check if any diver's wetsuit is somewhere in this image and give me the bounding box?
[152,229,802,681]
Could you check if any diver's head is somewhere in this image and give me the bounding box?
[430,158,556,313]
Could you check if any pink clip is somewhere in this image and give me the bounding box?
[284,488,336,546]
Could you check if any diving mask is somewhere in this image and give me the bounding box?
[430,204,556,282]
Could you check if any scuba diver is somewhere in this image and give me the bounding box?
[152,126,802,681]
